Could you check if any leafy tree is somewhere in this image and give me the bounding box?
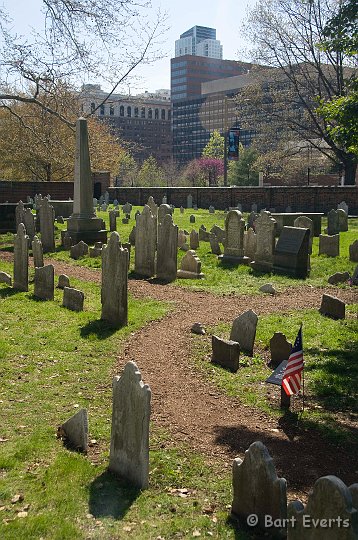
[228,146,259,186]
[138,156,164,186]
[183,160,206,187]
[239,0,357,184]
[116,153,138,187]
[198,157,224,186]
[202,130,225,160]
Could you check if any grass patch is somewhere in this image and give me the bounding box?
[190,307,358,446]
[0,259,249,539]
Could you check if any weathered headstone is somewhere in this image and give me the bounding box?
[287,476,358,540]
[70,240,89,260]
[101,232,128,327]
[211,335,240,372]
[13,223,29,291]
[189,214,195,223]
[39,197,55,253]
[180,206,185,214]
[23,208,36,241]
[57,274,70,289]
[122,202,132,214]
[294,215,314,253]
[199,227,210,242]
[220,210,249,264]
[15,201,25,229]
[349,240,358,262]
[0,272,12,286]
[210,225,225,244]
[209,205,215,214]
[270,333,292,368]
[34,264,54,300]
[63,287,85,312]
[32,236,44,268]
[89,242,103,257]
[244,228,256,260]
[230,309,258,356]
[162,195,167,204]
[250,211,277,273]
[109,210,117,232]
[319,294,345,319]
[129,226,136,246]
[177,250,204,279]
[60,408,88,452]
[157,214,178,282]
[135,206,156,278]
[337,208,348,232]
[232,441,287,536]
[327,209,340,235]
[189,229,199,250]
[158,203,172,224]
[187,194,193,209]
[109,361,151,489]
[247,211,259,230]
[337,201,348,215]
[178,230,187,249]
[209,233,221,255]
[147,196,158,218]
[319,234,340,257]
[273,226,310,279]
[328,271,350,285]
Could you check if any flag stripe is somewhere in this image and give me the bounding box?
[282,327,304,397]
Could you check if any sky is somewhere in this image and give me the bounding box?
[2,0,258,94]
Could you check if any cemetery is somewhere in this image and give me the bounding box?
[0,122,357,539]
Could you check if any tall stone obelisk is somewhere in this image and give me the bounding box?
[64,118,107,245]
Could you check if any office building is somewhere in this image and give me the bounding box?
[175,26,222,59]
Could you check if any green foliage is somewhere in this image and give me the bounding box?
[202,130,225,160]
[321,0,358,56]
[228,146,259,186]
[117,152,138,186]
[138,156,164,186]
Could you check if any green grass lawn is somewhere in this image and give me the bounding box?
[191,305,358,446]
[0,259,249,540]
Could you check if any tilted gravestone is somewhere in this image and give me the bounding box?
[177,250,204,279]
[60,408,88,452]
[319,234,339,257]
[220,210,249,264]
[39,197,55,253]
[101,232,128,327]
[230,309,258,356]
[337,208,348,232]
[189,230,199,250]
[273,226,310,279]
[32,236,44,268]
[63,287,85,312]
[158,203,172,225]
[109,361,151,489]
[250,211,277,273]
[157,214,178,282]
[319,294,345,320]
[327,209,340,235]
[231,441,287,536]
[349,240,358,262]
[34,264,54,300]
[270,332,292,368]
[134,205,156,278]
[13,223,29,292]
[211,335,240,372]
[287,476,358,540]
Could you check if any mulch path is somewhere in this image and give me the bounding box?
[1,251,357,501]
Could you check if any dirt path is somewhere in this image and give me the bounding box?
[1,252,357,500]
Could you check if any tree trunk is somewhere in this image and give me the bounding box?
[343,158,357,186]
[45,162,52,182]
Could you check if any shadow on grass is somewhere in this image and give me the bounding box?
[80,318,119,339]
[0,245,14,253]
[0,286,18,298]
[226,513,263,540]
[89,470,140,519]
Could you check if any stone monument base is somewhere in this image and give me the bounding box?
[63,216,107,245]
[177,270,205,279]
[219,255,250,265]
[250,260,273,273]
[61,228,107,245]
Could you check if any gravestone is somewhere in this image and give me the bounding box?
[251,203,258,212]
[157,214,178,282]
[193,204,198,211]
[104,191,110,204]
[60,409,88,452]
[352,265,358,285]
[39,197,55,253]
[147,196,158,218]
[32,236,44,268]
[101,232,128,327]
[220,210,249,264]
[199,227,210,242]
[135,205,156,278]
[180,206,185,214]
[177,250,204,279]
[178,230,187,249]
[57,274,70,289]
[230,309,258,356]
[209,233,221,255]
[270,333,292,368]
[122,202,132,214]
[34,264,54,300]
[109,210,117,232]
[63,232,72,249]
[349,240,358,262]
[65,118,107,244]
[189,214,195,223]
[210,225,225,244]
[244,228,256,261]
[319,234,339,257]
[250,211,277,273]
[273,226,310,278]
[113,199,119,207]
[319,294,345,319]
[190,230,199,250]
[211,336,240,372]
[328,271,350,285]
[209,205,215,214]
[337,201,348,215]
[162,195,167,204]
[15,201,26,230]
[288,476,358,540]
[13,223,29,292]
[247,211,258,230]
[187,194,193,209]
[109,361,151,489]
[23,208,36,241]
[129,226,136,246]
[70,240,89,260]
[63,287,85,312]
[158,203,172,224]
[327,209,340,235]
[294,215,314,254]
[56,216,65,224]
[0,272,12,286]
[337,208,348,232]
[232,441,287,536]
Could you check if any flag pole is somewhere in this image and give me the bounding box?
[301,322,305,416]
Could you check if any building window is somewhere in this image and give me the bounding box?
[148,108,152,119]
[155,108,159,119]
[100,104,105,115]
[161,109,166,120]
[168,110,171,120]
[127,106,132,117]
[134,107,139,117]
[120,105,124,117]
[91,102,95,113]
[141,107,145,118]
[109,105,114,116]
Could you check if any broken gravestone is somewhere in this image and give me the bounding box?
[319,294,345,320]
[60,408,88,453]
[230,309,258,356]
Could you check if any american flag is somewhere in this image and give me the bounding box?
[282,326,304,396]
